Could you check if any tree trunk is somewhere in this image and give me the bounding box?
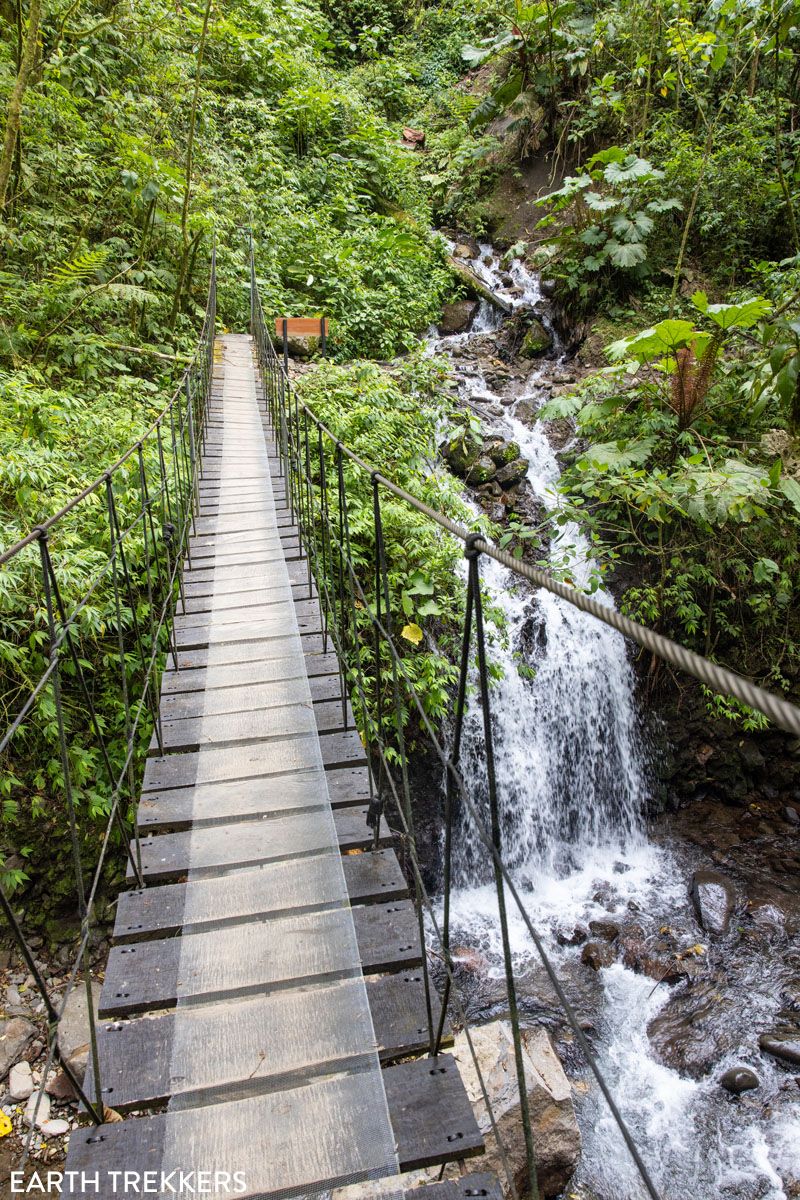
[0,0,43,212]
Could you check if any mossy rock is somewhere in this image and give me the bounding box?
[495,457,529,487]
[466,456,497,485]
[521,318,552,358]
[485,438,521,467]
[440,427,483,477]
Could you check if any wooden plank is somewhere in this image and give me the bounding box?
[172,614,323,651]
[158,671,341,717]
[100,901,418,1016]
[147,696,355,755]
[137,763,370,832]
[116,849,407,942]
[87,972,448,1111]
[66,1055,479,1195]
[141,728,366,793]
[126,805,390,882]
[385,1054,484,1171]
[161,650,339,690]
[274,316,329,336]
[114,847,409,934]
[165,632,333,665]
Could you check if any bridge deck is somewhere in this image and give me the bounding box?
[65,335,497,1200]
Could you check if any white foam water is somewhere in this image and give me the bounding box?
[428,240,800,1199]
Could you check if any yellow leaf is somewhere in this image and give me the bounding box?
[0,1112,12,1137]
[401,623,423,645]
[660,86,668,96]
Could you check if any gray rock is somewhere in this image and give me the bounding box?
[5,986,22,1009]
[439,301,479,335]
[784,806,799,826]
[690,869,735,938]
[40,1118,70,1137]
[495,457,529,487]
[540,279,557,298]
[521,319,552,358]
[719,1066,760,1094]
[57,982,100,1064]
[24,1089,50,1129]
[8,1060,34,1100]
[0,1017,37,1080]
[465,456,497,485]
[453,1021,581,1198]
[759,1027,800,1067]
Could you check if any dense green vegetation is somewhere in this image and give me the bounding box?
[1,0,799,896]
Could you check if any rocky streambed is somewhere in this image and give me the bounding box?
[419,236,800,1199]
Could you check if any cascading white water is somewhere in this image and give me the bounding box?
[428,240,800,1200]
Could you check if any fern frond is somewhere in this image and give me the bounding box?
[46,246,112,291]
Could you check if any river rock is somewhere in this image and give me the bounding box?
[495,457,529,487]
[719,1066,760,1094]
[453,1022,580,1198]
[690,869,735,938]
[485,438,521,467]
[588,919,620,942]
[521,319,552,358]
[466,455,497,485]
[452,237,480,259]
[0,1016,37,1080]
[540,279,557,298]
[759,1024,800,1067]
[8,1060,34,1100]
[647,977,737,1078]
[440,300,478,335]
[785,806,799,826]
[440,426,483,476]
[581,941,615,971]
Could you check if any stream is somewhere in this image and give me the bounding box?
[425,240,800,1199]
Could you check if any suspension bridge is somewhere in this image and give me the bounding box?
[2,248,800,1200]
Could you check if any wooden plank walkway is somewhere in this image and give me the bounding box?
[65,334,493,1199]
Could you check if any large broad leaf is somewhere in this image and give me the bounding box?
[779,476,800,515]
[606,239,647,268]
[610,211,653,242]
[581,437,658,469]
[584,191,620,213]
[607,318,697,362]
[603,154,660,184]
[691,291,771,330]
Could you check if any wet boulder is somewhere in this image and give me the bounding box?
[495,457,529,487]
[466,455,497,485]
[440,426,483,477]
[521,318,552,358]
[485,438,521,467]
[439,300,479,335]
[453,1021,581,1198]
[647,978,738,1078]
[759,1019,800,1067]
[690,869,736,939]
[719,1066,760,1094]
[581,940,616,971]
[588,919,620,942]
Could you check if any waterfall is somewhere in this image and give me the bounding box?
[426,239,800,1200]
